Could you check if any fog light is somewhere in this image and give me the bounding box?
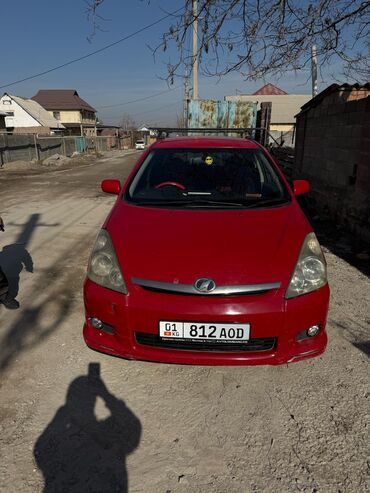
[307,325,320,337]
[91,317,103,329]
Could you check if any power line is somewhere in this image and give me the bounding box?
[101,100,181,120]
[130,100,181,117]
[0,7,183,90]
[96,86,181,109]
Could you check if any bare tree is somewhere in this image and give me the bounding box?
[120,113,137,131]
[85,0,110,42]
[87,1,370,82]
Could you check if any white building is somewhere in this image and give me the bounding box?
[225,83,311,145]
[0,93,65,134]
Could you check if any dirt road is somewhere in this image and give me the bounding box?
[0,151,369,493]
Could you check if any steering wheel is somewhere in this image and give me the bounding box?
[155,181,186,191]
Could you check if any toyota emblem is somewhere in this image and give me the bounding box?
[194,278,216,293]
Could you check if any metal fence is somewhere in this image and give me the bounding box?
[0,134,131,166]
[188,99,257,131]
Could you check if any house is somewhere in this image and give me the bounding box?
[294,82,370,242]
[0,93,65,134]
[32,89,97,136]
[96,123,125,137]
[137,125,156,145]
[225,83,311,145]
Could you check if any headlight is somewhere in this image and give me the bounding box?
[91,252,113,277]
[87,229,127,293]
[285,232,327,299]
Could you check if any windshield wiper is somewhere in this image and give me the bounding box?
[182,200,246,208]
[131,198,290,209]
[242,197,290,209]
[131,199,245,208]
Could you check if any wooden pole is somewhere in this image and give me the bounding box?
[33,134,39,161]
[311,45,318,98]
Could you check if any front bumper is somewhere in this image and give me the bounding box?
[83,279,329,366]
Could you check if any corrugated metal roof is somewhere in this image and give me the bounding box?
[298,83,370,112]
[225,94,311,124]
[32,90,96,112]
[253,83,288,95]
[5,94,65,128]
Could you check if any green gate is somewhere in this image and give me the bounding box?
[75,136,87,153]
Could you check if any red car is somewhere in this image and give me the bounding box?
[83,136,329,365]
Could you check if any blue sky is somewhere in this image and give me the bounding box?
[1,0,341,126]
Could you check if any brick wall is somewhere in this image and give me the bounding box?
[294,87,370,242]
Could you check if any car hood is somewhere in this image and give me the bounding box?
[107,202,312,287]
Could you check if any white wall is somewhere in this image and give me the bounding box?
[225,94,311,124]
[0,95,40,127]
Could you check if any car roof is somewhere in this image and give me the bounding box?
[151,136,260,149]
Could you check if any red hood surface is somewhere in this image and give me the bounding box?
[106,201,312,288]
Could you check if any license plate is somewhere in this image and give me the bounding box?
[159,321,250,342]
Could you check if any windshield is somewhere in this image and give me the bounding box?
[126,147,290,208]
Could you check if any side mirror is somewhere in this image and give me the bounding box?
[101,179,121,195]
[293,180,310,197]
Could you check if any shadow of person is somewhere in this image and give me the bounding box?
[0,243,33,300]
[34,363,141,493]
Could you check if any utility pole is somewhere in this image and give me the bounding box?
[183,68,190,130]
[311,45,318,98]
[192,0,198,100]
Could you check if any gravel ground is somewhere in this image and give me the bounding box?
[0,150,369,493]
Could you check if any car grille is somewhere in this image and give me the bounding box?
[135,332,276,352]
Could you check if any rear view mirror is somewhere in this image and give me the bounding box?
[101,179,121,195]
[293,180,310,197]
